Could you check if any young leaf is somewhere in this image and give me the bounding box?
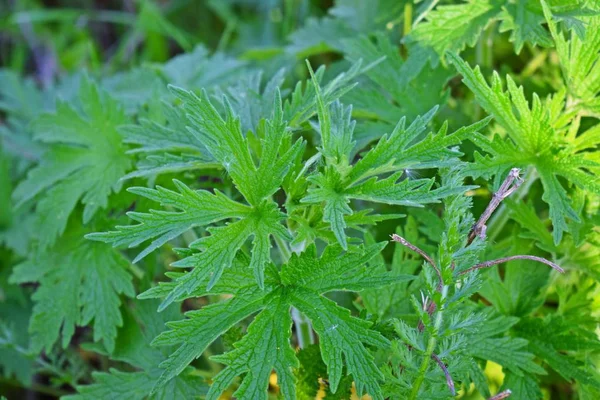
[302,75,489,248]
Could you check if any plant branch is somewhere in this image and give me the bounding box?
[488,390,512,400]
[468,168,523,244]
[460,255,564,275]
[431,353,455,396]
[391,234,442,286]
[391,234,442,332]
[487,168,537,242]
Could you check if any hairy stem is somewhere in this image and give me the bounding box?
[391,234,442,286]
[409,287,447,399]
[460,255,564,275]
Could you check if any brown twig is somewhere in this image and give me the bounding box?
[488,389,512,400]
[468,168,523,244]
[459,255,564,275]
[391,234,442,286]
[391,234,442,332]
[431,353,455,395]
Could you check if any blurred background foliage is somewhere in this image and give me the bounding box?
[1,0,599,399]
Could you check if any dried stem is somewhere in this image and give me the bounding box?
[488,390,512,400]
[460,255,564,275]
[431,353,455,395]
[468,168,523,244]
[391,234,442,286]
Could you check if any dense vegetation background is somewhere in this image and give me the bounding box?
[1,0,599,399]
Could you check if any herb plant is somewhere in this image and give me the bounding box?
[1,1,599,399]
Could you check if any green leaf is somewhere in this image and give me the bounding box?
[208,295,297,400]
[0,295,35,385]
[449,52,600,243]
[170,85,303,206]
[342,34,452,148]
[159,200,287,306]
[499,0,554,54]
[517,317,600,388]
[160,44,248,90]
[64,300,207,400]
[280,242,412,292]
[404,0,500,75]
[10,225,134,353]
[290,288,388,399]
[93,87,301,292]
[501,373,543,400]
[119,101,218,179]
[543,4,600,117]
[150,285,267,390]
[145,243,395,399]
[302,90,489,248]
[87,180,251,263]
[464,312,546,377]
[12,78,131,248]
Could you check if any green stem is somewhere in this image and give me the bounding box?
[410,336,437,400]
[292,307,315,348]
[289,240,314,348]
[274,234,292,264]
[409,286,447,399]
[403,3,413,37]
[487,168,538,242]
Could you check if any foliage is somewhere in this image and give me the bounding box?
[1,0,599,399]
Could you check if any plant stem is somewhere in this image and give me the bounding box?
[432,353,455,395]
[489,389,512,400]
[391,234,442,286]
[409,286,447,399]
[460,254,564,275]
[274,234,292,263]
[292,307,314,348]
[410,336,436,400]
[289,241,314,348]
[403,3,413,37]
[468,168,523,244]
[487,168,538,242]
